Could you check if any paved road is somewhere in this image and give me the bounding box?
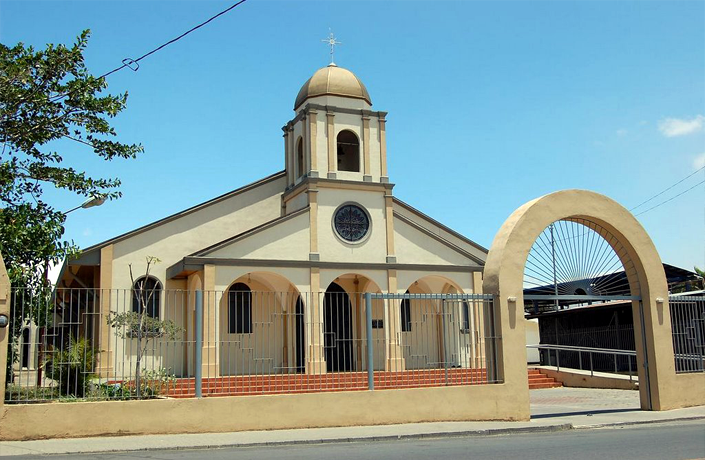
[6,421,704,460]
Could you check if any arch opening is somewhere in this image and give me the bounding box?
[219,272,305,376]
[336,130,360,172]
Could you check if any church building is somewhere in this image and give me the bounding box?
[55,62,489,382]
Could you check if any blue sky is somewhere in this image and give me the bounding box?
[1,0,704,272]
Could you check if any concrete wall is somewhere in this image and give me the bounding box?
[0,384,527,441]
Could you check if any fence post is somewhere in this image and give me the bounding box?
[365,292,374,391]
[0,254,10,407]
[441,299,448,385]
[195,290,203,398]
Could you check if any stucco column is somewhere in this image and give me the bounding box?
[308,187,319,261]
[201,264,219,378]
[95,244,114,378]
[362,115,372,182]
[385,269,405,371]
[283,127,292,187]
[308,109,318,178]
[301,114,308,176]
[287,126,295,186]
[384,193,396,264]
[306,268,326,374]
[326,111,336,179]
[0,254,11,405]
[379,115,388,183]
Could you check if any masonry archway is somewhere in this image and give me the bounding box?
[483,189,703,411]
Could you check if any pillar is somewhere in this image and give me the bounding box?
[326,111,336,179]
[306,268,326,374]
[95,244,114,378]
[201,264,219,378]
[385,269,405,371]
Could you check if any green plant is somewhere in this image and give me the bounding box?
[137,367,176,397]
[44,334,95,398]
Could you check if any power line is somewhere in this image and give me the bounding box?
[634,178,705,216]
[99,0,249,80]
[630,164,705,212]
[43,0,249,104]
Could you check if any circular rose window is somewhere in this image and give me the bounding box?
[334,204,370,243]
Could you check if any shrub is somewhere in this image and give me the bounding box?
[45,335,95,398]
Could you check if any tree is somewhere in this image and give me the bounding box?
[0,29,142,288]
[0,30,142,384]
[107,257,181,399]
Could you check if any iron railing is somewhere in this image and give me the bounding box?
[669,295,705,373]
[5,288,499,403]
[527,344,638,381]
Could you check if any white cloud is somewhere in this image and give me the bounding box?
[694,152,705,170]
[658,114,704,137]
[616,128,627,136]
[82,228,93,237]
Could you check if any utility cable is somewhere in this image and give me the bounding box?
[43,0,249,104]
[630,164,705,212]
[99,0,249,80]
[634,178,705,216]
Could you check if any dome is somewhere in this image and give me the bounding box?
[294,64,372,109]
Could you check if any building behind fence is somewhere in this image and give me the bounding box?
[6,288,500,402]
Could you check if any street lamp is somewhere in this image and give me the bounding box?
[64,194,106,215]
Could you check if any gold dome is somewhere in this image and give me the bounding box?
[294,64,372,109]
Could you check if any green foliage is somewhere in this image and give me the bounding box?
[0,29,142,288]
[107,310,181,340]
[45,335,95,398]
[1,29,141,392]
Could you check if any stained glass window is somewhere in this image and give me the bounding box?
[334,204,370,242]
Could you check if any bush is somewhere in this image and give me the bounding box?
[45,335,95,398]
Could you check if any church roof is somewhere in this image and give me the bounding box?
[294,64,372,109]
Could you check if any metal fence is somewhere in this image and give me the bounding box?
[5,288,499,403]
[669,295,705,373]
[528,344,638,381]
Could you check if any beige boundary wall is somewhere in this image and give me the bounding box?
[0,384,526,441]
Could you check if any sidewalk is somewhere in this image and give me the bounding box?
[1,388,703,457]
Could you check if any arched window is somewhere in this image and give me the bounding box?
[228,282,252,334]
[132,276,162,318]
[21,327,30,369]
[337,130,360,172]
[401,290,412,332]
[296,137,304,178]
[461,301,470,333]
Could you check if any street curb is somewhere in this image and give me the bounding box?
[0,424,574,456]
[3,418,705,456]
[573,415,705,430]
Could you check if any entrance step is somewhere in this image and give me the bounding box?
[154,368,561,398]
[528,368,563,389]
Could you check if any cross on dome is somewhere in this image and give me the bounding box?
[321,31,341,66]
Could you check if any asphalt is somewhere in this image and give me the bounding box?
[0,387,703,457]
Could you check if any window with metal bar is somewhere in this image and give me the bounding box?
[228,283,253,334]
[401,295,412,332]
[132,276,162,318]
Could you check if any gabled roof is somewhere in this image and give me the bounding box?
[392,197,489,254]
[70,171,286,264]
[190,207,309,257]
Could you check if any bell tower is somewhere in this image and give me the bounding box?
[282,63,389,188]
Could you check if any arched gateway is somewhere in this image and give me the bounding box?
[483,189,705,411]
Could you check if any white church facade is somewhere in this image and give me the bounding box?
[54,63,489,382]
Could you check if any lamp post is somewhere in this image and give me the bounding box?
[63,194,106,215]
